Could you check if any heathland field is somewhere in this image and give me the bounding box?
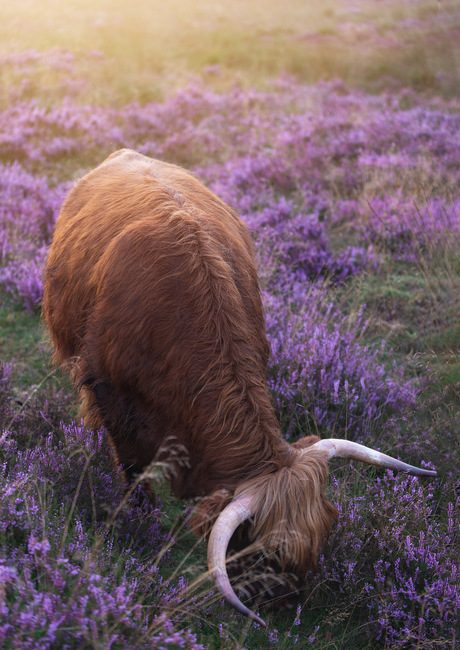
[0,1,459,647]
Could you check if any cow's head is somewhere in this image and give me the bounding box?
[202,438,436,626]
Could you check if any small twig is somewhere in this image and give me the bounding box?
[7,366,58,427]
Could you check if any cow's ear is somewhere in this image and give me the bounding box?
[291,435,322,451]
[189,489,233,538]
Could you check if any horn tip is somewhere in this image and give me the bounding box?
[249,611,267,627]
[406,467,437,477]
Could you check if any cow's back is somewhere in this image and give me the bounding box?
[44,149,268,368]
[43,151,274,494]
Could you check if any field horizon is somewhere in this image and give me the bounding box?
[1,0,460,108]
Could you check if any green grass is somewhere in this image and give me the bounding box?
[0,307,49,386]
[342,267,460,351]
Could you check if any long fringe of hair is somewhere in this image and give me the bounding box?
[234,448,338,572]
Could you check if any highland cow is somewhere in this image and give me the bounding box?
[43,149,436,625]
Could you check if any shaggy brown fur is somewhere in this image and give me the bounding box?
[43,149,337,604]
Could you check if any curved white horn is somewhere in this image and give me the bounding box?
[207,494,267,627]
[308,438,437,477]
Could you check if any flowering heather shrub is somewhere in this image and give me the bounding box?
[0,366,331,647]
[0,84,284,171]
[264,294,418,441]
[1,76,459,306]
[361,193,460,262]
[0,163,67,309]
[311,472,459,648]
[207,178,379,286]
[0,48,96,106]
[0,101,118,167]
[0,78,429,438]
[0,367,207,649]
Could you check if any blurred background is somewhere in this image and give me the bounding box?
[1,0,459,107]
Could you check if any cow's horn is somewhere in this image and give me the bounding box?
[207,494,267,627]
[308,438,437,476]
